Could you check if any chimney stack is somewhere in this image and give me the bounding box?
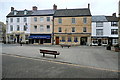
[32,6,37,11]
[112,13,116,17]
[53,4,57,10]
[11,7,14,11]
[88,3,90,9]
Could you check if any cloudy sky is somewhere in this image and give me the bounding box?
[0,0,119,23]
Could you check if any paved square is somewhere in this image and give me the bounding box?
[2,44,118,71]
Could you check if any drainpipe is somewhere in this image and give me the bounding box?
[52,17,54,45]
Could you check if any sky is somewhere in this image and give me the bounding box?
[0,0,119,24]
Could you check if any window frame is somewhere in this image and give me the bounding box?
[96,29,103,36]
[72,18,76,24]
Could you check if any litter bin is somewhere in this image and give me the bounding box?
[106,45,111,50]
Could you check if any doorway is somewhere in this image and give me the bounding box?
[56,37,59,45]
[16,35,20,43]
[40,39,43,44]
[98,39,102,46]
[80,37,87,45]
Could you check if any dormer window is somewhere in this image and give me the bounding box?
[24,9,27,15]
[14,10,17,15]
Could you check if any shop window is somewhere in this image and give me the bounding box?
[61,37,65,42]
[68,37,72,42]
[92,39,98,44]
[44,39,51,43]
[74,37,78,42]
[102,39,107,44]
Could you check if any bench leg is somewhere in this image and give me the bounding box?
[43,53,45,57]
[54,55,56,58]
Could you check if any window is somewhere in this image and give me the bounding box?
[34,25,37,31]
[72,18,75,24]
[113,39,118,44]
[68,37,72,42]
[44,39,51,43]
[10,18,13,23]
[47,25,50,32]
[74,37,78,42]
[40,25,44,32]
[83,27,87,32]
[83,17,87,24]
[111,29,118,35]
[17,18,20,22]
[34,17,37,22]
[17,25,20,31]
[96,29,103,35]
[102,39,107,44]
[40,17,44,22]
[61,37,65,42]
[72,27,75,32]
[58,27,62,32]
[58,18,62,24]
[92,39,98,44]
[10,25,13,31]
[96,22,103,27]
[111,22,118,26]
[24,25,27,31]
[47,17,50,22]
[24,18,27,22]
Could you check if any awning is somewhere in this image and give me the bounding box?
[29,35,51,39]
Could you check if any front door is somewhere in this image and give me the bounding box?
[40,39,43,44]
[56,37,59,45]
[80,37,87,45]
[98,39,102,46]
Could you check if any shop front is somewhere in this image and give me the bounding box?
[29,34,52,45]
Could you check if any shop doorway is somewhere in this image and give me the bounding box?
[80,37,87,45]
[40,39,43,44]
[98,39,102,46]
[56,37,59,45]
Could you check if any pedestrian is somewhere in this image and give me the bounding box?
[20,37,22,46]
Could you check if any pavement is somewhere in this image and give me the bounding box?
[2,43,119,72]
[2,54,118,78]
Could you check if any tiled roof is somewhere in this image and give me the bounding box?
[105,16,119,22]
[6,10,33,17]
[31,9,55,16]
[54,8,91,17]
[92,16,108,22]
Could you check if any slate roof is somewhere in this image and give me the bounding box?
[6,10,33,17]
[105,16,119,22]
[31,9,55,16]
[54,8,91,17]
[92,16,108,22]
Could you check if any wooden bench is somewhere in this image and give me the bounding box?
[40,49,60,58]
[60,45,71,48]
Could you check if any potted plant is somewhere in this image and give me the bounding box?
[114,44,120,52]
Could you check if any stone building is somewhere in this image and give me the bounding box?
[53,4,92,45]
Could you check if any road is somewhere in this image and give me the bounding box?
[2,54,118,78]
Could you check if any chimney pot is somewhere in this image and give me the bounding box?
[32,6,37,11]
[88,3,90,9]
[113,13,116,17]
[11,7,14,11]
[53,4,57,10]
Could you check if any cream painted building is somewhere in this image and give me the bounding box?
[29,6,55,45]
[6,7,32,43]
